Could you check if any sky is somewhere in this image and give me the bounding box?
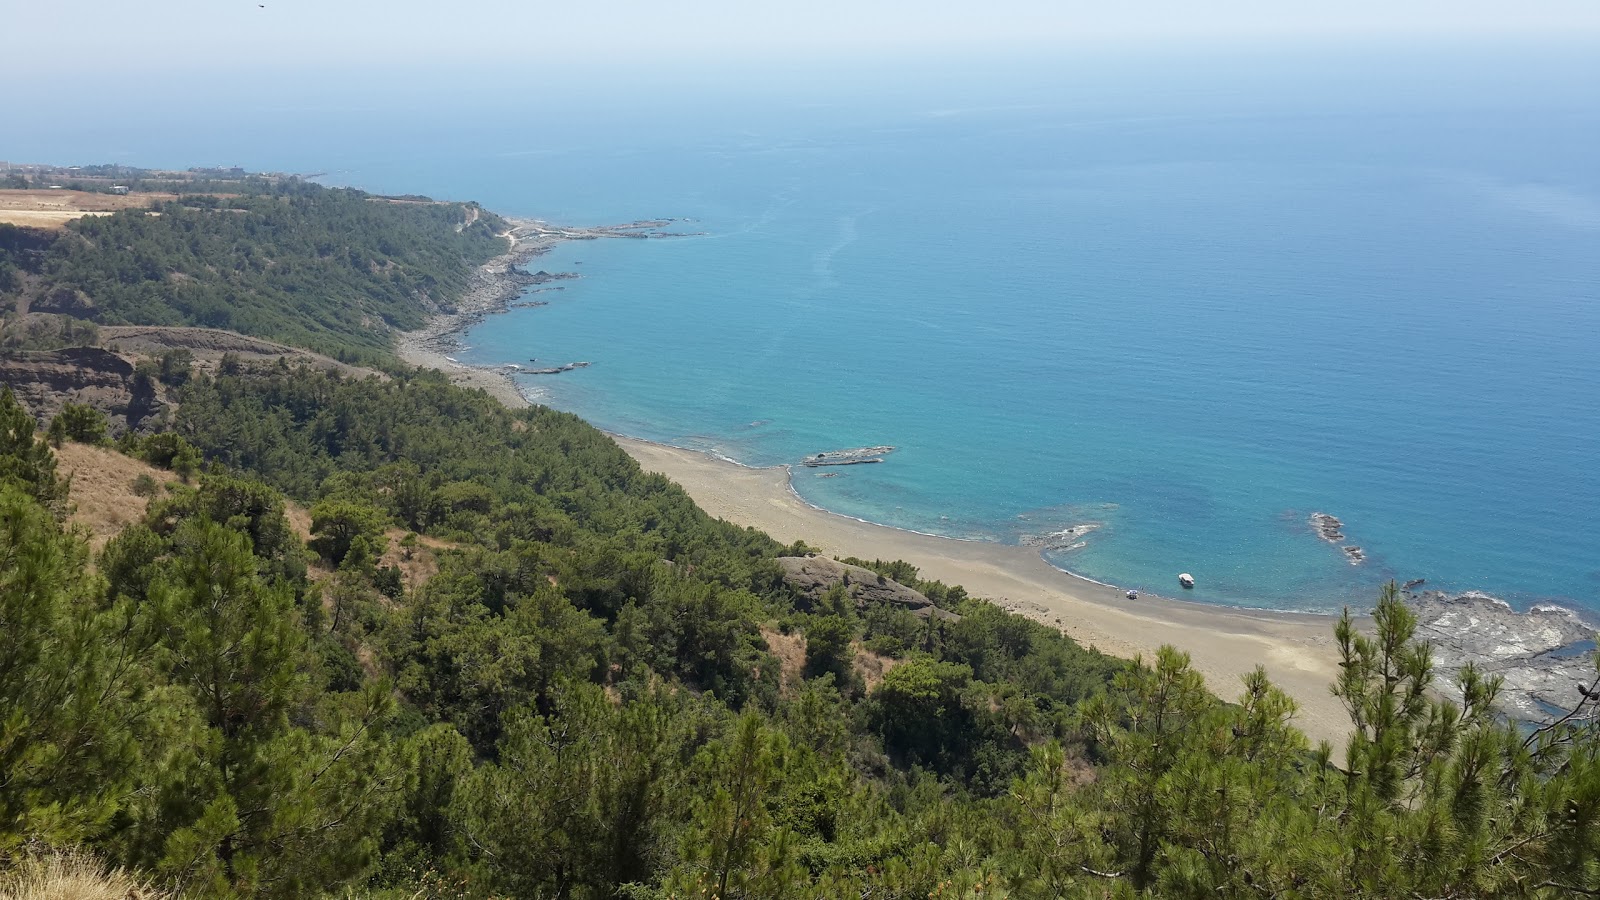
[6,0,1600,75]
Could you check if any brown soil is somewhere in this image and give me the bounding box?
[851,643,902,692]
[762,626,807,695]
[282,502,314,542]
[97,326,383,380]
[378,527,458,592]
[56,442,179,551]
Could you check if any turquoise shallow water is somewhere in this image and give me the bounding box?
[454,66,1600,613]
[459,144,1600,613]
[10,45,1599,614]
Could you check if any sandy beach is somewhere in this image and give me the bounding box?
[615,436,1356,748]
[396,220,1360,751]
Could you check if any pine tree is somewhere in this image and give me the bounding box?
[1083,646,1214,891]
[454,680,694,898]
[0,387,66,514]
[667,713,797,899]
[0,484,141,848]
[134,519,399,897]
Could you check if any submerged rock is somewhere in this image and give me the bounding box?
[776,556,958,621]
[524,361,593,375]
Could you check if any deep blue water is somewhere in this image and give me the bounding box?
[9,44,1599,613]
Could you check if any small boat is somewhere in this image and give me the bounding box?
[1126,590,1138,600]
[1178,573,1195,589]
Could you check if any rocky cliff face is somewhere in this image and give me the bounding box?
[777,556,959,621]
[0,346,165,433]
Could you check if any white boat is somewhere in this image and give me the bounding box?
[1178,573,1195,589]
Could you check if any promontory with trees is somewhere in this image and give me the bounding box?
[0,172,1596,898]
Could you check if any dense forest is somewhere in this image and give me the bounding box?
[3,365,1598,898]
[0,178,1597,897]
[0,183,507,362]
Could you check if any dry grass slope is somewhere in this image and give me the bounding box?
[0,848,170,900]
[56,442,179,551]
[851,642,902,692]
[378,528,456,593]
[761,626,807,695]
[0,189,175,230]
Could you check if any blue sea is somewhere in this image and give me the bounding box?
[10,43,1600,613]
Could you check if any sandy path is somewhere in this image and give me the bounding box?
[615,436,1358,749]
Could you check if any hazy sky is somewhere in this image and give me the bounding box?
[7,0,1600,75]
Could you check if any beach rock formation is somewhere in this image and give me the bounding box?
[1406,589,1597,723]
[528,270,580,285]
[1021,523,1100,551]
[525,361,592,375]
[1310,512,1365,564]
[777,556,959,621]
[801,446,895,467]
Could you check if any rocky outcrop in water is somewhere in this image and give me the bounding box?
[524,361,592,375]
[777,556,958,621]
[1310,512,1365,564]
[1021,523,1100,552]
[1406,589,1597,723]
[528,270,580,285]
[801,446,895,467]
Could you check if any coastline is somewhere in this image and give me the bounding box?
[395,215,670,407]
[614,434,1357,748]
[397,210,1600,742]
[393,222,1358,749]
[396,216,555,405]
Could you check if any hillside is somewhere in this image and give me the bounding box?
[0,180,509,363]
[55,439,179,549]
[1,172,1597,898]
[0,188,177,230]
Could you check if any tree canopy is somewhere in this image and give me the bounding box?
[2,179,1597,898]
[0,182,508,363]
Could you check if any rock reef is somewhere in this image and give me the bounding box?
[1021,523,1101,552]
[776,556,958,621]
[801,446,895,467]
[524,361,592,375]
[1310,512,1365,564]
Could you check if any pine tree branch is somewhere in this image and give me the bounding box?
[1532,882,1600,896]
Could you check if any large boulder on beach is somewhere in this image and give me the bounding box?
[777,556,958,621]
